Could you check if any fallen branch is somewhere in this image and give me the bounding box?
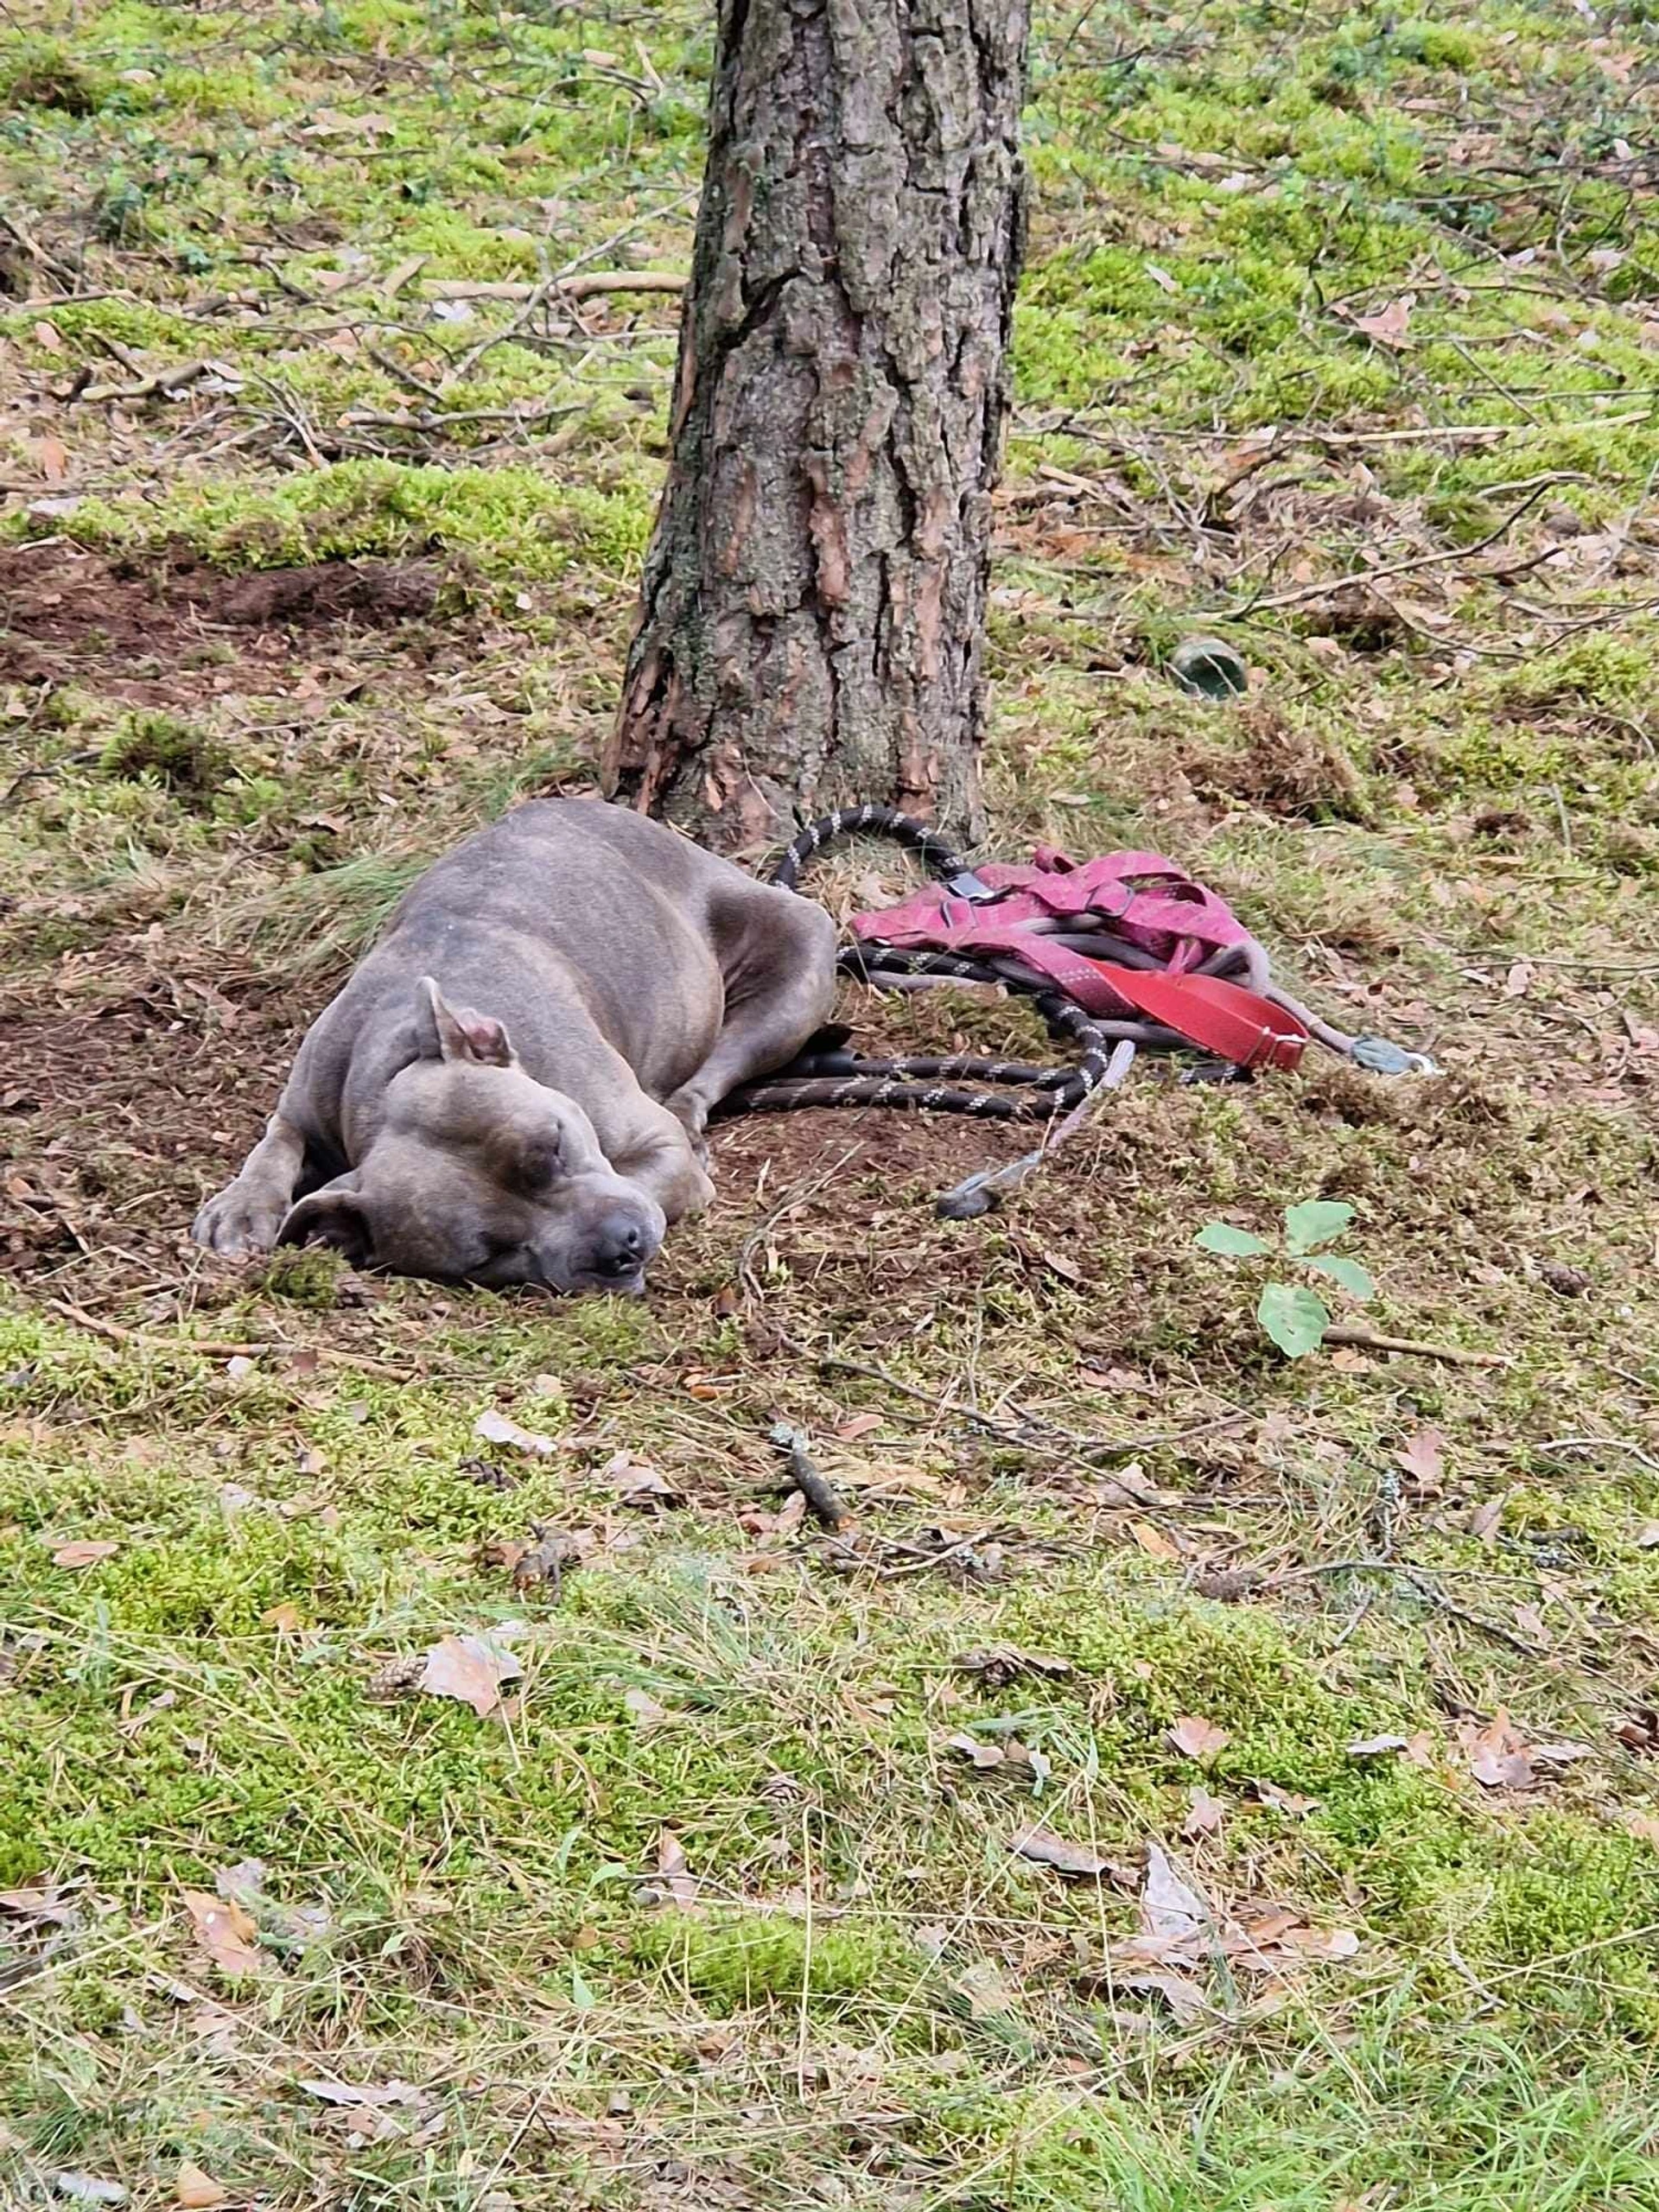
[1226,477,1561,617]
[793,1337,1249,1462]
[72,360,216,405]
[1323,1326,1509,1368]
[45,1297,410,1377]
[424,271,685,302]
[341,397,584,433]
[0,209,79,289]
[768,1422,852,1529]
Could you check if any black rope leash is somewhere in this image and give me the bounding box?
[718,809,1118,1124]
[717,805,1433,1213]
[768,803,969,893]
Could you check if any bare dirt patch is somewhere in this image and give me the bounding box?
[0,542,452,700]
[0,961,1040,1312]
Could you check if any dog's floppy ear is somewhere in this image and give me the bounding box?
[278,1182,374,1265]
[415,976,516,1067]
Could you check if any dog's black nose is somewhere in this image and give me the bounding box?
[591,1218,647,1279]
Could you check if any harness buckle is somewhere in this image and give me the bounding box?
[944,870,997,902]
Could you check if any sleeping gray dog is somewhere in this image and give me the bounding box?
[193,798,837,1294]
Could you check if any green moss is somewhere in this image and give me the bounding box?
[255,1244,343,1308]
[1394,20,1484,68]
[629,1910,916,2010]
[61,460,654,587]
[0,39,108,113]
[98,709,229,797]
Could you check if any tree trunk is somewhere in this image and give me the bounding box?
[603,0,1031,854]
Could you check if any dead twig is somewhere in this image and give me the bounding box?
[1226,479,1562,617]
[425,271,685,303]
[1322,1326,1510,1368]
[71,360,217,406]
[768,1422,852,1530]
[0,209,79,289]
[1541,1436,1659,1477]
[1271,1558,1548,1657]
[791,1338,1249,1463]
[341,397,584,435]
[45,1298,412,1378]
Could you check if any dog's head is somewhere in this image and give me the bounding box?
[277,978,665,1294]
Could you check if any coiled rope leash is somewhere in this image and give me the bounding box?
[721,804,1433,1216]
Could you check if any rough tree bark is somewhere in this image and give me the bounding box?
[603,0,1032,853]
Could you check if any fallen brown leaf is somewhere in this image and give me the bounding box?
[1467,1493,1506,1543]
[1461,1713,1593,1790]
[1138,1844,1209,1948]
[1118,1967,1210,2022]
[1129,1520,1181,1561]
[299,2078,423,2108]
[1328,1345,1376,1375]
[945,1731,1006,1771]
[952,1957,1018,2017]
[474,1408,557,1458]
[181,1889,259,1978]
[602,1451,683,1509]
[1396,1428,1445,1485]
[1168,1715,1231,1763]
[1352,293,1414,348]
[954,1645,1072,1687]
[175,2163,228,2209]
[836,1412,882,1440]
[260,1603,302,1633]
[0,1885,78,1924]
[1530,1738,1595,1770]
[51,1540,119,1569]
[1346,1729,1437,1768]
[656,1827,698,1909]
[1463,1709,1534,1789]
[1008,1824,1111,1879]
[1249,1780,1319,1816]
[418,1633,523,1719]
[1102,1460,1165,1506]
[1183,1787,1226,1839]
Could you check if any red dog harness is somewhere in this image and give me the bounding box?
[851,845,1313,1070]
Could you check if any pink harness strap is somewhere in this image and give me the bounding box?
[851,846,1251,999]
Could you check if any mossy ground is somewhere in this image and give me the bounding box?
[3,0,1659,2205]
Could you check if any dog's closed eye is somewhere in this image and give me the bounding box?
[508,1135,563,1193]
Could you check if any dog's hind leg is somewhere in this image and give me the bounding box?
[193,1110,308,1257]
[664,889,839,1140]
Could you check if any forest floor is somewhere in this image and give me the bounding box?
[3,0,1659,2205]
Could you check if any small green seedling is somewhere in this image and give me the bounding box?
[1194,1199,1375,1358]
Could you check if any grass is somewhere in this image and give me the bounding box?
[3,0,1659,2203]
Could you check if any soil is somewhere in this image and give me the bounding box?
[0,542,451,700]
[0,541,1099,1319]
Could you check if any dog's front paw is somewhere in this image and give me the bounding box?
[192,1182,287,1259]
[664,1084,709,1147]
